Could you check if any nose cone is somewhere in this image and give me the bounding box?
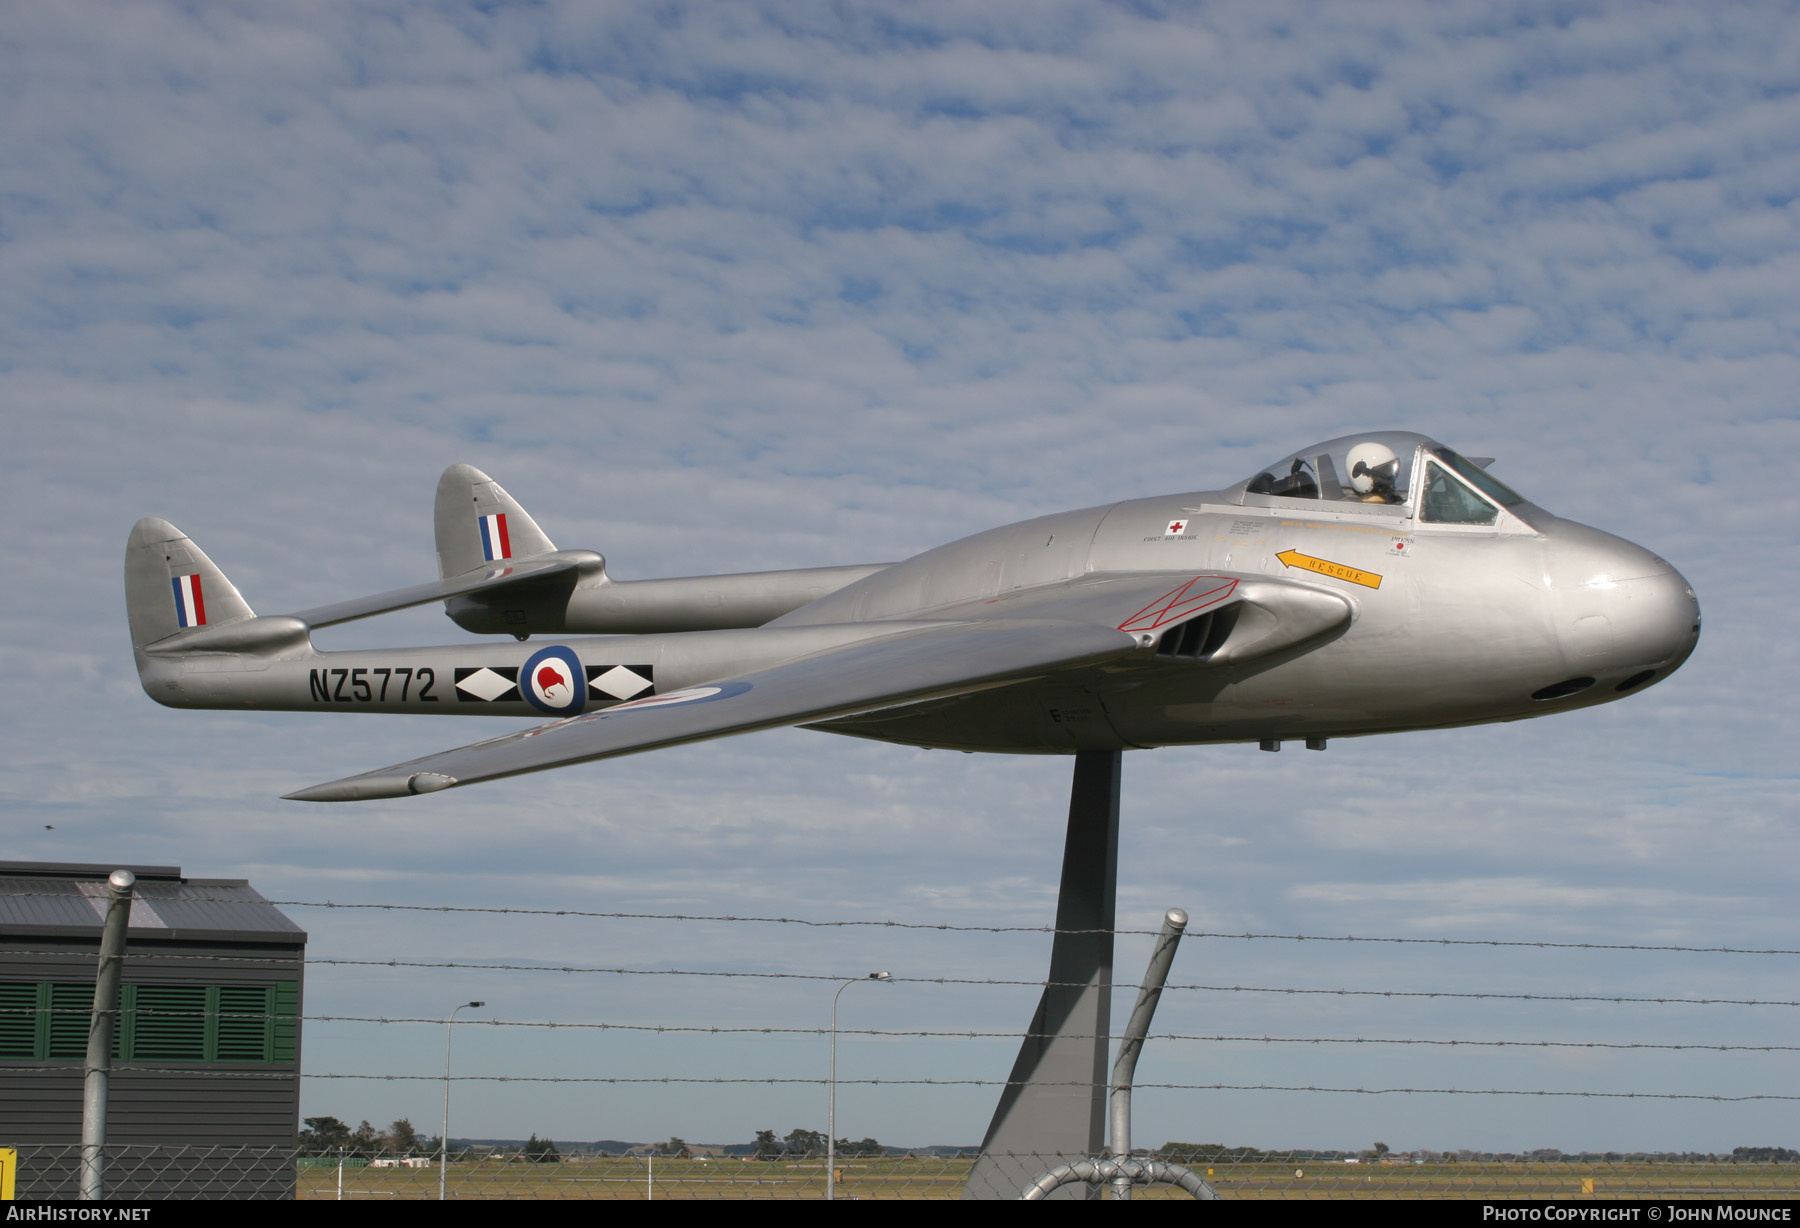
[1544,519,1700,696]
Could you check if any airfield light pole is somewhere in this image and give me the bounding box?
[440,1000,485,1200]
[827,972,892,1200]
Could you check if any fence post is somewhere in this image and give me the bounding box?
[1107,907,1187,1200]
[1019,905,1214,1201]
[79,869,135,1201]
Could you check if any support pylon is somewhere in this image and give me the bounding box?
[961,750,1120,1200]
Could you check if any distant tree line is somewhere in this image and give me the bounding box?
[300,1117,440,1157]
[299,1115,563,1161]
[298,1120,889,1160]
[522,1134,561,1163]
[1159,1143,1274,1163]
[749,1128,883,1158]
[1160,1142,1800,1164]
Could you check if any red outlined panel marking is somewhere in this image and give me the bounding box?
[1117,576,1238,633]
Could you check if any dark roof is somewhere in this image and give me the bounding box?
[0,861,305,946]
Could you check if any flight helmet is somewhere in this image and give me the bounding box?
[1347,441,1401,499]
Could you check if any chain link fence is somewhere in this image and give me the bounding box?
[5,1145,1798,1199]
[8,1144,295,1199]
[295,1152,1800,1201]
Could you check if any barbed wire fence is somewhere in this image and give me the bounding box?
[6,893,1799,1198]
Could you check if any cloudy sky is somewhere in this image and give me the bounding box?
[3,1,1797,1154]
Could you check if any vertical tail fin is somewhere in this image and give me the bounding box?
[434,464,558,579]
[124,517,256,650]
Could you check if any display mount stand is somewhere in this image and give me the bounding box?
[961,750,1121,1201]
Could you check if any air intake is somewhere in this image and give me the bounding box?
[1155,607,1239,661]
[1531,676,1595,701]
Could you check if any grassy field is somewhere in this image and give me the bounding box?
[298,1157,1800,1200]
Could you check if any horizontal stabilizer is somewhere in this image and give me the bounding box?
[284,619,1138,801]
[284,555,593,630]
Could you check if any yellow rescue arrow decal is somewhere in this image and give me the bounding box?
[1275,549,1382,589]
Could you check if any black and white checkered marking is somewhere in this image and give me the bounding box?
[587,664,654,701]
[455,666,519,702]
[456,663,654,704]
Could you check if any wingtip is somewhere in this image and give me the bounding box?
[281,779,387,803]
[282,772,458,802]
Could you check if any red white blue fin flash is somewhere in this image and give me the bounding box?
[172,574,206,628]
[478,513,512,561]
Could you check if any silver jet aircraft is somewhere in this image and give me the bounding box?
[125,431,1699,801]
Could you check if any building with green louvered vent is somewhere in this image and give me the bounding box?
[0,862,305,1198]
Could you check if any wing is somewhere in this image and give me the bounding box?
[284,619,1138,801]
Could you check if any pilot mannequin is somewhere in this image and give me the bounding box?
[1347,442,1401,503]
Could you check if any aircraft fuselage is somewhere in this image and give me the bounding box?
[791,489,1698,751]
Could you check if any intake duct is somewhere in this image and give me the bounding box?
[1154,606,1240,661]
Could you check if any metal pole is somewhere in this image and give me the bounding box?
[440,1001,483,1200]
[828,972,891,1200]
[79,869,134,1202]
[1021,1157,1218,1200]
[1107,907,1187,1201]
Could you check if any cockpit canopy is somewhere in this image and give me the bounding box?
[1237,431,1530,525]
